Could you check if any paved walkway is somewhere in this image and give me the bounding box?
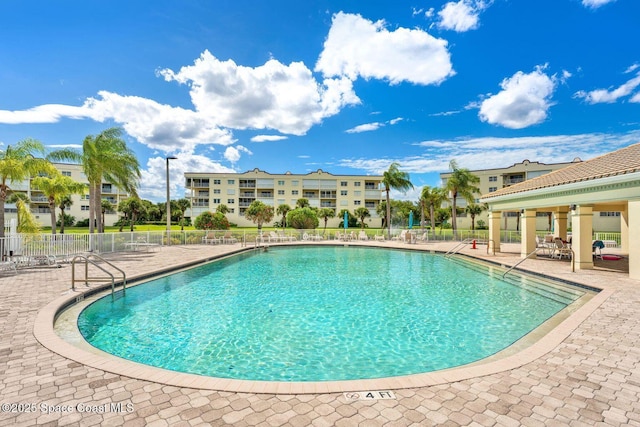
[1,241,639,426]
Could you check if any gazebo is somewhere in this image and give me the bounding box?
[481,143,640,280]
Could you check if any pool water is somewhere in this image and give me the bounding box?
[78,246,585,381]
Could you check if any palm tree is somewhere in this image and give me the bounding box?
[101,200,115,229]
[0,139,57,238]
[58,195,73,234]
[420,186,447,238]
[51,127,141,234]
[316,207,335,235]
[354,207,371,229]
[465,203,486,231]
[382,162,414,239]
[31,172,86,234]
[176,198,191,230]
[444,160,480,239]
[276,204,291,228]
[7,192,31,232]
[296,198,310,209]
[245,200,274,231]
[118,197,146,232]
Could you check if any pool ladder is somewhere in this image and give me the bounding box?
[71,254,127,300]
[444,238,496,258]
[502,247,575,278]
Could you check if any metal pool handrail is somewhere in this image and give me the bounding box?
[71,254,127,300]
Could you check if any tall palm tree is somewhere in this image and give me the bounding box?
[420,186,447,238]
[0,139,57,238]
[382,162,414,239]
[276,204,291,228]
[58,195,73,234]
[7,192,31,233]
[31,172,86,235]
[444,160,480,239]
[51,127,141,234]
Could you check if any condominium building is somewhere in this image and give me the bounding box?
[440,159,623,231]
[5,162,127,228]
[184,168,385,227]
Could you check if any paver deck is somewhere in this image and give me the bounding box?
[1,240,639,426]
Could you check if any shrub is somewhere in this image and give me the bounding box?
[194,211,230,230]
[286,207,319,229]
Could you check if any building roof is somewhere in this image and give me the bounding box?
[481,142,640,200]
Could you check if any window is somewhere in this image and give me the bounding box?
[81,205,90,211]
[354,182,361,187]
[599,212,621,217]
[213,189,221,194]
[213,179,221,185]
[292,190,299,195]
[61,171,72,176]
[291,180,299,186]
[489,176,497,182]
[505,212,519,217]
[340,181,348,187]
[489,187,497,192]
[278,190,285,195]
[230,208,235,213]
[354,200,361,205]
[227,189,235,195]
[227,179,235,185]
[227,199,235,204]
[213,198,221,204]
[340,190,347,196]
[354,190,361,197]
[278,180,285,186]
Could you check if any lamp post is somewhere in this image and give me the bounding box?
[166,156,177,245]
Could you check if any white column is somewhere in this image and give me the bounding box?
[521,209,537,258]
[620,205,629,254]
[628,200,640,280]
[488,210,501,252]
[554,208,569,240]
[572,205,594,270]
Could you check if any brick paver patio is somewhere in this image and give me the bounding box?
[1,241,639,426]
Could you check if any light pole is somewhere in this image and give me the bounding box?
[166,156,177,245]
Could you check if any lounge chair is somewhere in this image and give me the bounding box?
[202,232,220,245]
[374,234,385,241]
[358,230,368,241]
[0,260,17,275]
[415,232,429,243]
[392,230,408,242]
[268,231,284,242]
[222,232,238,244]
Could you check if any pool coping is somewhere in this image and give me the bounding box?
[33,243,613,394]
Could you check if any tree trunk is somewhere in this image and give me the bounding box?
[430,205,436,238]
[49,199,57,235]
[386,189,391,239]
[88,183,95,234]
[59,208,66,234]
[451,192,458,239]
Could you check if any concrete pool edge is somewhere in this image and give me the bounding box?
[34,244,613,394]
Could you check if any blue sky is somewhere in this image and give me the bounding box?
[1,0,638,202]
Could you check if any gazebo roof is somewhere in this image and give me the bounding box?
[481,142,640,200]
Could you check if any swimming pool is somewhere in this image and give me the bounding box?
[77,246,588,382]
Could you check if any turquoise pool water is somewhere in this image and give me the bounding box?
[78,246,585,382]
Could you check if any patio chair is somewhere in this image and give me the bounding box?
[0,260,17,275]
[222,232,238,244]
[358,230,368,240]
[202,232,220,245]
[536,235,551,256]
[392,230,408,242]
[374,234,385,241]
[592,240,605,259]
[552,238,571,259]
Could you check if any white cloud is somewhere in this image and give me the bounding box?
[223,145,253,163]
[339,131,640,176]
[346,122,383,133]
[581,0,616,9]
[345,117,404,133]
[630,92,640,103]
[139,150,235,201]
[574,72,640,104]
[250,135,288,142]
[624,63,639,74]
[438,1,480,32]
[159,51,359,136]
[0,104,90,124]
[315,12,455,85]
[478,66,556,129]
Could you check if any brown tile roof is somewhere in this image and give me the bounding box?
[481,142,640,200]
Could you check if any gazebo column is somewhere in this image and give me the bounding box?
[628,200,640,280]
[521,209,537,258]
[620,206,629,254]
[572,205,594,270]
[488,210,501,252]
[553,208,569,240]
